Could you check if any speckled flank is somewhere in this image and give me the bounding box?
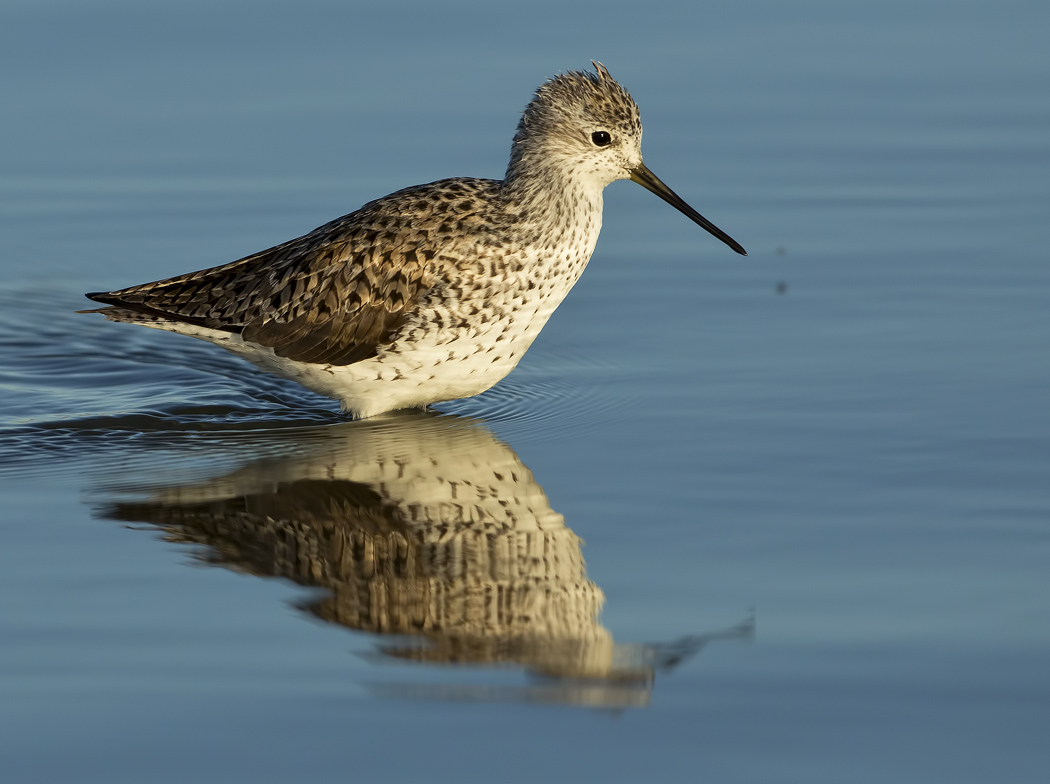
[85,63,740,418]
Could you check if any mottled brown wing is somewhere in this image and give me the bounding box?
[87,212,438,366]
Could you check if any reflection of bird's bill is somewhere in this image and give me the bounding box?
[363,616,756,710]
[630,164,747,255]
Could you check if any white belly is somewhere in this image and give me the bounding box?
[171,293,556,418]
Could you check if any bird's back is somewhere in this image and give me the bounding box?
[88,177,508,366]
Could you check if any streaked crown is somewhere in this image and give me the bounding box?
[506,62,643,186]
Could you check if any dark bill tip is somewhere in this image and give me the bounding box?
[629,164,747,256]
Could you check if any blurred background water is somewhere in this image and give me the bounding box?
[1,1,1048,782]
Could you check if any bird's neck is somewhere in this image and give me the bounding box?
[502,152,605,232]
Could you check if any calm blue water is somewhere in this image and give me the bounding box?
[2,1,1048,782]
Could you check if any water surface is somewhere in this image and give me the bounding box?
[1,1,1048,782]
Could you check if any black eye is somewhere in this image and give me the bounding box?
[591,131,612,147]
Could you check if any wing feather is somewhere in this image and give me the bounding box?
[85,187,459,366]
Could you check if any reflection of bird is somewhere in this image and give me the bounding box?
[95,413,752,706]
[83,63,745,419]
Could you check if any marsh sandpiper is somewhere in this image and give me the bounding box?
[85,63,746,418]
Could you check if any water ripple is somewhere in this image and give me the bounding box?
[0,286,633,472]
[443,365,634,442]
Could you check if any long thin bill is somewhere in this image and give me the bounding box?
[629,164,747,256]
